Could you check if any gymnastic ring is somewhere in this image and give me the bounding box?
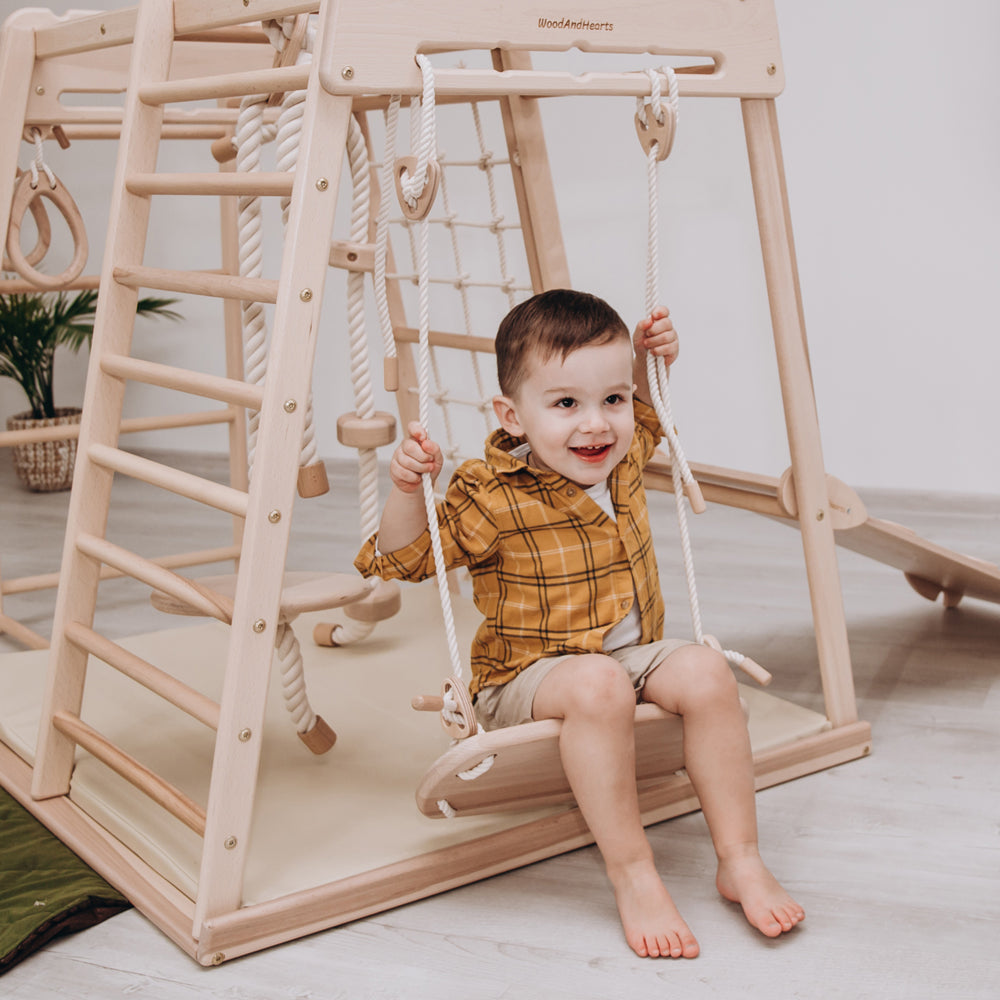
[2,168,52,271]
[5,168,88,289]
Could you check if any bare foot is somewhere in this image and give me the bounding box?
[716,849,805,938]
[608,860,700,959]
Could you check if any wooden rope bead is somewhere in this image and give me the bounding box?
[336,410,397,449]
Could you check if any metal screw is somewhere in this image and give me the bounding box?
[99,23,106,34]
[767,63,777,76]
[224,836,238,850]
[316,177,329,191]
[238,728,252,742]
[268,509,281,524]
[299,288,313,302]
[212,952,226,966]
[252,618,267,633]
[35,86,45,96]
[341,66,355,80]
[283,399,297,413]
[816,510,825,521]
[347,251,358,262]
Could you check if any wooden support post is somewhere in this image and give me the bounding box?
[193,51,354,933]
[741,97,859,729]
[32,0,175,801]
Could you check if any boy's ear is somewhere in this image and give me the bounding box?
[492,395,524,437]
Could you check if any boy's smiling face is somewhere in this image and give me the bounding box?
[492,337,635,488]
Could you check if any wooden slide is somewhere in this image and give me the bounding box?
[645,457,1000,609]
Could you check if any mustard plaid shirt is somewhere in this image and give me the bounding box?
[355,399,665,695]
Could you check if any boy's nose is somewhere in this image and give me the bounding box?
[580,409,610,432]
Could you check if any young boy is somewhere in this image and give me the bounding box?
[356,289,804,959]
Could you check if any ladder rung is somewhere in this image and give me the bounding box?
[51,711,207,836]
[140,65,309,106]
[75,533,234,624]
[88,443,249,517]
[126,172,294,197]
[395,326,496,354]
[4,545,241,597]
[114,264,279,303]
[64,622,220,730]
[101,355,264,410]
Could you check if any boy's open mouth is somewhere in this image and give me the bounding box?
[571,444,612,463]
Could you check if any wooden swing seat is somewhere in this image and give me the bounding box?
[415,701,685,817]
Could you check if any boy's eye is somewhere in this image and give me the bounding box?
[554,397,576,408]
[605,393,626,405]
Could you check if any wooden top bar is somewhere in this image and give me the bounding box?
[319,0,784,99]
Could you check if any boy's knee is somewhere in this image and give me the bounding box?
[670,643,739,707]
[564,654,635,718]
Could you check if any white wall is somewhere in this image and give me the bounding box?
[3,0,998,495]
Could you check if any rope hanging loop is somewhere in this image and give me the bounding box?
[635,106,676,161]
[394,154,441,220]
[635,68,678,161]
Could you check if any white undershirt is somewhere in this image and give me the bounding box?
[583,479,642,650]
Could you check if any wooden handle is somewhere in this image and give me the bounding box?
[684,479,706,514]
[411,694,444,712]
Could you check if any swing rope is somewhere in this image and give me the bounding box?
[638,69,770,686]
[384,58,467,708]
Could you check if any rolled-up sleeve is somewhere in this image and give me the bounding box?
[354,461,501,582]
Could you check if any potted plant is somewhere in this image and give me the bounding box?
[0,286,180,491]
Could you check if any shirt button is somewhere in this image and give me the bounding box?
[566,487,577,497]
[620,599,631,609]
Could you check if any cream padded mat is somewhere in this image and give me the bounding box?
[0,582,829,905]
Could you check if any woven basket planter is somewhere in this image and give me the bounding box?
[6,407,82,492]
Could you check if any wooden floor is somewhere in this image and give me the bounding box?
[1,451,998,999]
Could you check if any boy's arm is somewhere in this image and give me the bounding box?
[633,305,679,403]
[375,422,443,554]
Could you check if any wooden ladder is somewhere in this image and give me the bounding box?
[27,0,359,934]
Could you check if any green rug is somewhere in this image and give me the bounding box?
[1,787,130,973]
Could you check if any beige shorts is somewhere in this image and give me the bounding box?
[474,637,693,731]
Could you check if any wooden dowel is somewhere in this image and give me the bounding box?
[0,611,48,650]
[100,355,264,410]
[51,711,207,836]
[0,408,233,449]
[88,443,249,517]
[0,274,101,294]
[140,65,309,106]
[126,172,294,197]
[113,264,279,303]
[394,326,496,354]
[64,622,220,730]
[2,544,241,597]
[74,533,233,624]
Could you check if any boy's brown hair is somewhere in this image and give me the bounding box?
[495,289,630,398]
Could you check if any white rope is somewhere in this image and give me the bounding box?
[406,58,465,684]
[235,94,269,473]
[373,97,402,365]
[640,69,759,675]
[638,68,706,644]
[28,130,56,190]
[275,622,318,734]
[327,115,383,647]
